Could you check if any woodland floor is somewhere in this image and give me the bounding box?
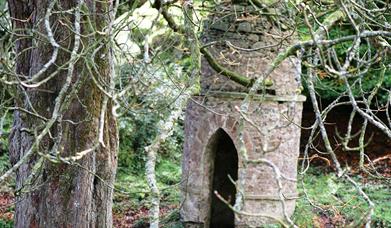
[110,150,390,228]
[0,146,389,228]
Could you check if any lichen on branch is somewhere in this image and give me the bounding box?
[200,47,255,87]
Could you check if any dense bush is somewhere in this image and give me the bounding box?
[302,66,391,104]
[118,113,184,174]
[299,10,391,105]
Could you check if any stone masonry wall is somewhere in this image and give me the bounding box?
[181,94,305,226]
[200,4,301,96]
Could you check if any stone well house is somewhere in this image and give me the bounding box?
[180,3,306,227]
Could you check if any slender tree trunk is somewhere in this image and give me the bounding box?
[8,0,118,227]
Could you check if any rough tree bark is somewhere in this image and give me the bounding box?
[8,0,118,227]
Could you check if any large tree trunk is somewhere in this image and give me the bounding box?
[8,0,118,227]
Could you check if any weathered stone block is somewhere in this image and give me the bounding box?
[237,22,252,33]
[248,34,259,42]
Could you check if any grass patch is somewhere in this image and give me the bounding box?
[113,153,182,214]
[294,168,391,227]
[114,159,390,227]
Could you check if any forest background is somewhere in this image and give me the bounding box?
[0,0,390,227]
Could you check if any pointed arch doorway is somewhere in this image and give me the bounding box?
[207,128,238,228]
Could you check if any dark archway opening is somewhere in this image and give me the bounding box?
[209,129,238,228]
